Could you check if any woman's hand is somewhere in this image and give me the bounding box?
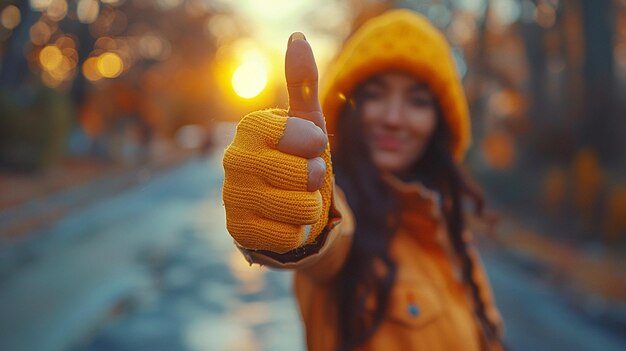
[222,32,333,254]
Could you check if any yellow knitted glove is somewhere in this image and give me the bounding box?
[222,108,333,254]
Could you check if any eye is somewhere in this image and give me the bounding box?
[362,84,385,101]
[409,93,434,108]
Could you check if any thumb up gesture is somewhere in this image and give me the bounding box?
[223,33,334,254]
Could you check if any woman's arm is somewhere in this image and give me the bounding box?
[222,33,346,280]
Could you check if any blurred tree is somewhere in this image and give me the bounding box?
[0,0,241,167]
[572,148,604,239]
[604,184,626,242]
[580,0,617,163]
[0,1,37,88]
[0,1,74,170]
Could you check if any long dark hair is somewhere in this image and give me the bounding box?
[332,83,500,350]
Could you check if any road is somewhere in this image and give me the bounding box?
[0,150,624,351]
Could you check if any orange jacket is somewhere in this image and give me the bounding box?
[234,9,504,350]
[238,176,503,350]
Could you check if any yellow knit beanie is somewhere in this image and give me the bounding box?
[320,9,471,161]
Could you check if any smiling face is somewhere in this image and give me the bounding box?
[360,71,438,175]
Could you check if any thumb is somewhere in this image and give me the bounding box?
[285,32,326,133]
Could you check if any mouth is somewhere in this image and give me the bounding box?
[373,135,403,152]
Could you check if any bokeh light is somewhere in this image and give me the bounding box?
[231,57,268,99]
[206,14,238,42]
[1,5,21,30]
[138,34,169,60]
[490,0,521,27]
[481,130,516,170]
[46,0,68,22]
[96,52,123,78]
[82,56,101,81]
[29,0,53,12]
[29,20,53,45]
[535,2,556,28]
[39,45,63,71]
[77,0,100,24]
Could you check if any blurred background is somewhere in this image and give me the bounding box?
[0,0,624,350]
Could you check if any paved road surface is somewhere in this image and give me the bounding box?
[0,151,624,351]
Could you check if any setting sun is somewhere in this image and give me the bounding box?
[231,58,268,99]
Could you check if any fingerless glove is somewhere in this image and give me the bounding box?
[222,108,333,253]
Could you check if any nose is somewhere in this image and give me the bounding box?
[382,95,403,128]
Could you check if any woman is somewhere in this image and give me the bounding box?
[222,9,504,351]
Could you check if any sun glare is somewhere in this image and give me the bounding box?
[231,58,268,99]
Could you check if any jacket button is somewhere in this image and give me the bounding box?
[408,303,420,317]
